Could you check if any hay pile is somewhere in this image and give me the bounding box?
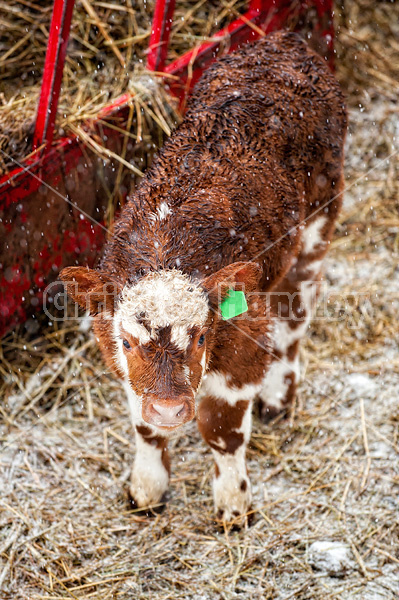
[1,1,399,598]
[0,0,245,176]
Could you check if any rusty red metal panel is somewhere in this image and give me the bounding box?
[312,0,335,67]
[33,0,76,152]
[163,3,294,104]
[146,0,177,73]
[163,1,335,103]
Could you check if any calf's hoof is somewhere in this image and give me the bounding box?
[128,461,169,510]
[215,506,254,530]
[257,398,288,424]
[127,488,168,516]
[214,476,252,529]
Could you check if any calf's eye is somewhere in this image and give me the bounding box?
[198,334,205,347]
[123,339,131,350]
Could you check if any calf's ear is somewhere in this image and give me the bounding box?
[60,266,120,315]
[202,261,262,303]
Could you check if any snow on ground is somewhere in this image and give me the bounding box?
[308,541,353,576]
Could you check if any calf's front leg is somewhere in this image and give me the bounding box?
[129,423,170,508]
[197,391,252,524]
[124,384,170,508]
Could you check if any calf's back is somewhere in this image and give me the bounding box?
[101,31,347,291]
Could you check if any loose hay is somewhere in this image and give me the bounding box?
[1,1,399,599]
[0,0,245,176]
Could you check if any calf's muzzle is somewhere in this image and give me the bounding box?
[143,395,194,428]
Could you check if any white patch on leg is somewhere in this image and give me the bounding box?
[259,359,297,410]
[273,319,300,355]
[212,405,252,522]
[260,222,326,415]
[123,383,170,507]
[260,286,314,413]
[211,437,228,452]
[273,278,319,356]
[130,431,169,507]
[213,446,251,521]
[301,216,327,255]
[306,259,323,277]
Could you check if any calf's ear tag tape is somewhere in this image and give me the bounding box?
[220,290,248,320]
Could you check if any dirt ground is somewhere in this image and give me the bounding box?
[1,1,399,599]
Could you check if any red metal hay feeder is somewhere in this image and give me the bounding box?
[0,0,334,337]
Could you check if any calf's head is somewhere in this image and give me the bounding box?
[61,262,261,429]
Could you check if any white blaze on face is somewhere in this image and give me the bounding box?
[114,269,209,355]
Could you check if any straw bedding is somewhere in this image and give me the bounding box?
[1,1,399,598]
[0,0,244,176]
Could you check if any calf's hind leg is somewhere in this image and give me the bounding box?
[258,215,331,422]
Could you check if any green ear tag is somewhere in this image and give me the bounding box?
[220,290,248,320]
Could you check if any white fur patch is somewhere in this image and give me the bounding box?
[258,357,298,411]
[149,202,172,223]
[130,429,169,507]
[273,276,319,357]
[171,324,191,351]
[200,371,262,406]
[123,382,170,506]
[114,324,130,377]
[157,202,172,220]
[115,270,208,347]
[302,216,327,255]
[306,259,323,277]
[274,310,305,354]
[123,380,142,423]
[212,402,252,521]
[211,437,228,452]
[121,319,151,346]
[200,350,207,377]
[260,250,322,411]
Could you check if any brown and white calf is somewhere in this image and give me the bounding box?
[62,32,346,524]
